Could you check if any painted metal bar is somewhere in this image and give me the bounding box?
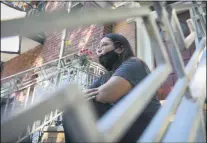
[197,110,206,142]
[193,2,206,36]
[11,96,17,115]
[162,93,205,142]
[63,96,102,142]
[189,9,201,48]
[3,94,11,117]
[138,33,206,143]
[192,8,205,37]
[171,3,205,13]
[185,37,206,79]
[31,87,36,104]
[143,13,170,65]
[24,87,31,108]
[184,19,196,49]
[170,8,186,51]
[138,77,189,142]
[97,64,171,142]
[1,7,150,38]
[188,112,203,142]
[17,112,63,143]
[162,4,187,78]
[161,94,201,142]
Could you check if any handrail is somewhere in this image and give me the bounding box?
[138,37,206,142]
[1,64,100,97]
[1,7,151,38]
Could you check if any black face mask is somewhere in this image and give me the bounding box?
[99,50,119,71]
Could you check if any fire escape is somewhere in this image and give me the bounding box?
[1,1,206,143]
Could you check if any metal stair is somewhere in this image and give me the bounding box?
[1,1,206,143]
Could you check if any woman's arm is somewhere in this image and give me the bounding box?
[96,76,132,103]
[96,59,148,103]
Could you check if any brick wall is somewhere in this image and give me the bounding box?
[40,1,67,63]
[1,45,43,78]
[63,24,104,63]
[63,2,107,63]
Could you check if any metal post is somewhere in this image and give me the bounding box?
[155,2,186,78]
[55,2,72,87]
[24,87,31,108]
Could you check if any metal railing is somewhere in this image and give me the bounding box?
[1,52,105,96]
[1,53,105,142]
[1,1,206,143]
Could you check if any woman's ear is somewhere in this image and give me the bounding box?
[115,46,124,55]
[114,42,124,54]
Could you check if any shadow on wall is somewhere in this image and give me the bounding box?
[63,24,105,63]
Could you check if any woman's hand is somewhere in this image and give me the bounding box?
[84,88,99,98]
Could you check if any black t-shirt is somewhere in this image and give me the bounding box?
[89,57,161,118]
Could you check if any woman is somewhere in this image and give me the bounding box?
[63,33,161,142]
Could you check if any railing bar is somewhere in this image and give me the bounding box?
[171,9,186,51]
[185,38,206,79]
[199,111,206,142]
[192,8,205,37]
[1,66,100,98]
[138,40,205,142]
[161,3,186,78]
[11,96,17,114]
[162,96,202,142]
[3,94,11,117]
[1,53,75,81]
[143,13,170,65]
[160,46,206,142]
[31,87,36,104]
[171,3,206,12]
[16,112,63,143]
[138,77,189,142]
[193,3,206,35]
[1,7,151,38]
[189,9,201,48]
[1,83,81,142]
[97,64,170,142]
[184,32,196,49]
[49,111,53,125]
[188,112,202,142]
[24,87,31,108]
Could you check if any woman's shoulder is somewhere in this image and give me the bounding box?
[121,57,144,68]
[116,57,151,74]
